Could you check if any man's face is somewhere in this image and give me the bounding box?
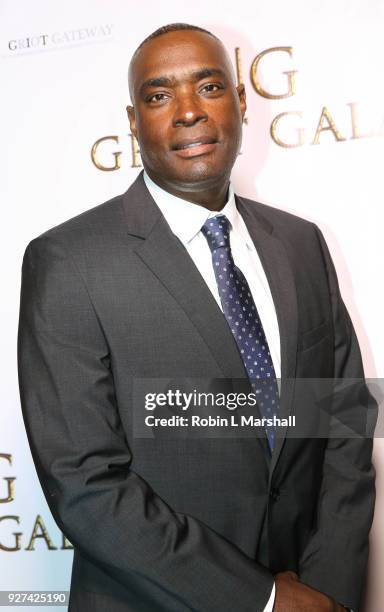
[127,30,246,193]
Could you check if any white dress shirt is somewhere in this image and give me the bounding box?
[143,170,278,611]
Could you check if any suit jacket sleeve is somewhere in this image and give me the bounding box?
[17,235,273,612]
[298,226,377,611]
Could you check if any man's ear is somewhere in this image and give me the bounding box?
[236,84,247,121]
[126,105,137,139]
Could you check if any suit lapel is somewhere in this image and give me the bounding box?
[236,196,299,474]
[121,172,248,380]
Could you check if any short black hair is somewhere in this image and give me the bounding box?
[134,23,219,56]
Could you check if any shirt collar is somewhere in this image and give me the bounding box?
[143,170,254,249]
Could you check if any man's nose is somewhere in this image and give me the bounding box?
[173,94,208,127]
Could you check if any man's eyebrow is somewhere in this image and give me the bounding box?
[190,67,226,81]
[139,67,226,94]
[140,76,174,91]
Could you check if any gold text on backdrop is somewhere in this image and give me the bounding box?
[0,454,73,552]
[90,46,383,169]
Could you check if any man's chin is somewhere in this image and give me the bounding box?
[170,161,227,191]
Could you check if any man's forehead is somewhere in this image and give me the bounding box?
[130,30,233,89]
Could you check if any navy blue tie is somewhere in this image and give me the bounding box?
[201,214,279,451]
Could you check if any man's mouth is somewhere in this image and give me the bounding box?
[172,137,218,158]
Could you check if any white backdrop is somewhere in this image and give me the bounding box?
[1,0,383,610]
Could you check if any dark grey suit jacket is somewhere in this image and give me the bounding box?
[17,171,376,611]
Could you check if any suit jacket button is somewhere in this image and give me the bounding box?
[270,487,280,501]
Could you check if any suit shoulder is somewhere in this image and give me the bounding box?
[29,192,126,248]
[238,195,316,233]
[237,196,324,253]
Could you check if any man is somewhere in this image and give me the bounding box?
[17,23,375,611]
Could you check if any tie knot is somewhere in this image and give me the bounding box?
[201,215,231,252]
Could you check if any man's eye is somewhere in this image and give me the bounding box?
[147,93,169,103]
[201,83,223,93]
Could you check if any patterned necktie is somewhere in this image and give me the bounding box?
[201,214,279,451]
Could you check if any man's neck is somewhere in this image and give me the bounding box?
[144,169,230,212]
